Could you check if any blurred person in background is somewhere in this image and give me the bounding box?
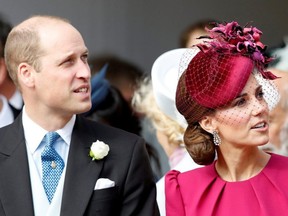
[83,62,142,134]
[83,59,162,180]
[89,55,143,106]
[89,56,165,170]
[133,48,202,215]
[260,67,288,155]
[0,14,23,116]
[267,36,288,72]
[0,94,13,127]
[0,14,21,127]
[179,18,218,48]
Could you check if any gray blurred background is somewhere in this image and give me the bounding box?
[1,0,287,73]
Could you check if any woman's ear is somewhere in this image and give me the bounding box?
[18,63,35,88]
[199,115,216,134]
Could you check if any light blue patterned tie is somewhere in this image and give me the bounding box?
[41,132,65,203]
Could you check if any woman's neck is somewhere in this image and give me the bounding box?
[215,148,270,182]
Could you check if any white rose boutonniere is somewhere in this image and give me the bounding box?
[89,140,110,160]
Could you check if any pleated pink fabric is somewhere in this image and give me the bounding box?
[165,153,288,216]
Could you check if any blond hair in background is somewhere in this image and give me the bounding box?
[132,77,184,157]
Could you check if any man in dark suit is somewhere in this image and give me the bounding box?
[0,15,23,119]
[0,15,22,127]
[0,15,159,216]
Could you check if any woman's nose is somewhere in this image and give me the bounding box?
[251,98,268,116]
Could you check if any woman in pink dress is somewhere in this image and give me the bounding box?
[165,21,288,216]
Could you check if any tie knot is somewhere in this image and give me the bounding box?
[45,132,60,147]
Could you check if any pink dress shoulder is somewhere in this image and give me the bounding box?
[165,153,288,216]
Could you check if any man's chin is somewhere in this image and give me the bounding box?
[75,104,92,114]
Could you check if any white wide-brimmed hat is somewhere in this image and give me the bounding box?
[151,48,192,128]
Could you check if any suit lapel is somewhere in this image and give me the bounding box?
[0,115,34,215]
[60,116,104,216]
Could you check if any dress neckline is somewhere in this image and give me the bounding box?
[212,153,273,183]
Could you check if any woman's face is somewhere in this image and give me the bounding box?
[213,74,269,148]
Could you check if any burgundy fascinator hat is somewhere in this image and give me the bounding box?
[176,21,278,124]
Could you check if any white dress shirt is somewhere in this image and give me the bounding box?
[22,106,75,216]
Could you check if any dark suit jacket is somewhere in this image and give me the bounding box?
[0,114,159,216]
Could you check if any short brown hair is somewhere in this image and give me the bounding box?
[4,15,69,89]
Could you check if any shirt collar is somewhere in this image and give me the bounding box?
[22,106,76,154]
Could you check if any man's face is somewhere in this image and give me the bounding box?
[33,22,91,116]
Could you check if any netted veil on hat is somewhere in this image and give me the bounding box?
[176,21,279,124]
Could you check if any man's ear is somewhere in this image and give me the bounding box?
[18,62,35,87]
[0,58,7,85]
[199,115,216,134]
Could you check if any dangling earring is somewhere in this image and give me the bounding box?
[213,130,221,146]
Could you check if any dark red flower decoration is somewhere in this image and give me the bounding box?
[196,21,277,80]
